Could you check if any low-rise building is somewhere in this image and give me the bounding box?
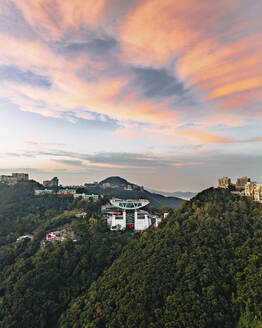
[45,229,76,243]
[35,189,54,195]
[154,216,162,228]
[124,185,133,191]
[57,188,76,195]
[73,193,100,200]
[84,182,98,189]
[75,212,87,218]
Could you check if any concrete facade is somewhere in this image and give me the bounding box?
[0,173,29,185]
[218,177,231,188]
[236,176,250,191]
[106,199,152,231]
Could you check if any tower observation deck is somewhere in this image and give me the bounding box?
[107,199,151,231]
[110,199,149,209]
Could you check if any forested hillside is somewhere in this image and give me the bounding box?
[0,185,261,328]
[0,182,135,328]
[0,182,74,245]
[59,188,262,328]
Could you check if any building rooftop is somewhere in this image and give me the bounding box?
[110,198,149,209]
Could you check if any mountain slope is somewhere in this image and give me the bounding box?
[148,188,197,200]
[85,176,183,208]
[0,185,134,328]
[60,188,262,328]
[0,181,77,246]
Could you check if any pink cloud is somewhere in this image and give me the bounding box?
[1,0,262,147]
[172,162,202,167]
[87,162,153,169]
[119,0,262,122]
[14,0,107,40]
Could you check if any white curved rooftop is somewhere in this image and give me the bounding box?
[110,198,149,209]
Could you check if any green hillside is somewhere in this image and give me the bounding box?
[0,182,135,328]
[0,181,107,246]
[59,188,262,328]
[0,185,261,328]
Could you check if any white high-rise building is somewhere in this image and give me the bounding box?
[254,184,262,203]
[245,181,257,197]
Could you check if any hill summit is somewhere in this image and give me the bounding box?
[60,188,262,328]
[85,176,183,208]
[99,176,144,191]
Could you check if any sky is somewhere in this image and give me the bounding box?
[0,0,262,192]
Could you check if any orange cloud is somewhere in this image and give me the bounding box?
[114,124,234,145]
[208,77,262,100]
[119,0,237,66]
[120,0,200,66]
[2,0,262,144]
[0,33,177,127]
[87,163,153,169]
[167,129,234,144]
[120,0,262,120]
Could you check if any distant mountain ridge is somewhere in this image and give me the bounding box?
[148,188,197,200]
[85,176,183,208]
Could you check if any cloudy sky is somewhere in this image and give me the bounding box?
[0,0,262,191]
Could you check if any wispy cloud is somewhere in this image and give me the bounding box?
[0,65,51,87]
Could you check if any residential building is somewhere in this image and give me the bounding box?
[11,173,29,181]
[73,193,100,200]
[75,212,87,218]
[218,177,231,189]
[57,188,76,195]
[45,229,77,243]
[34,189,54,195]
[43,177,59,188]
[254,184,262,203]
[84,182,98,188]
[0,173,29,185]
[236,176,250,191]
[244,181,256,197]
[154,216,162,228]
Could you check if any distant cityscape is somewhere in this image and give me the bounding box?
[2,171,262,250]
[2,172,261,236]
[218,176,262,203]
[1,173,165,234]
[1,172,262,204]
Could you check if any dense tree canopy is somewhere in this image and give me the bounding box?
[59,188,262,328]
[0,185,261,328]
[0,182,134,328]
[0,182,108,245]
